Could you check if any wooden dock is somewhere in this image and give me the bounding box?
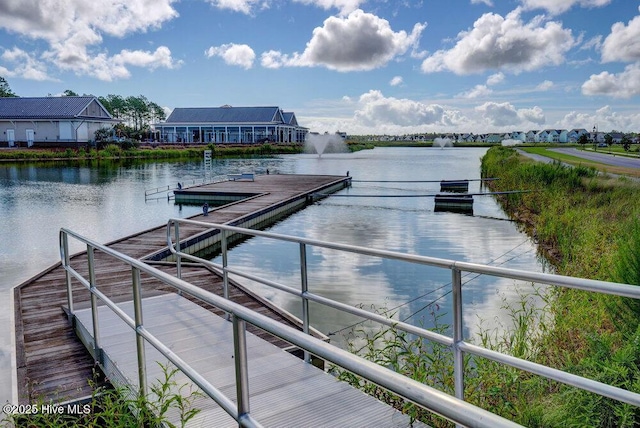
[73,293,423,427]
[13,174,350,405]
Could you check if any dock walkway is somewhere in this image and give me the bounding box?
[73,293,421,427]
[14,174,350,404]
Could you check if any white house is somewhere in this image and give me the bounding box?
[154,106,308,144]
[0,96,116,147]
[567,129,589,142]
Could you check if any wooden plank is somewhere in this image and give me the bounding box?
[74,294,419,428]
[14,174,348,404]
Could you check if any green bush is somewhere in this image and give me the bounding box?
[10,363,202,428]
[480,146,640,426]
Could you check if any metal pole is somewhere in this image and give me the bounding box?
[452,267,464,401]
[87,245,101,363]
[61,231,74,317]
[131,266,148,397]
[222,229,230,320]
[233,316,251,423]
[175,221,182,281]
[299,243,310,363]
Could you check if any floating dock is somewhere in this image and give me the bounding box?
[13,173,351,405]
[434,194,474,214]
[439,179,469,193]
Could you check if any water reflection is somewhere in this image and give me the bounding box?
[0,148,546,404]
[209,148,546,349]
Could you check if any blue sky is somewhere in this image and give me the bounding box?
[0,0,639,135]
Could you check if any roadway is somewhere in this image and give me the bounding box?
[517,147,640,169]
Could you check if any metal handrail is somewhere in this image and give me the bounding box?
[165,218,640,409]
[144,176,231,199]
[60,227,521,428]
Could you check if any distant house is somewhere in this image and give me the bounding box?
[567,129,589,142]
[153,105,308,144]
[525,130,538,142]
[486,133,502,143]
[534,129,550,143]
[457,133,475,143]
[0,96,116,147]
[510,131,526,142]
[608,132,624,144]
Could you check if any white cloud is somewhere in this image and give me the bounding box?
[582,63,640,98]
[206,43,256,69]
[459,84,493,99]
[260,50,290,69]
[421,8,575,75]
[581,35,602,51]
[536,80,554,91]
[519,106,546,124]
[206,0,266,14]
[475,101,545,126]
[559,106,640,131]
[486,72,505,86]
[0,0,180,80]
[353,90,466,128]
[205,0,366,17]
[292,0,365,16]
[261,10,426,71]
[601,14,640,63]
[0,47,53,81]
[471,0,494,6]
[0,0,178,43]
[307,92,640,134]
[389,76,403,86]
[115,47,177,70]
[44,44,181,81]
[520,0,611,15]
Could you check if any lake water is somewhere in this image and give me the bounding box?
[0,147,545,405]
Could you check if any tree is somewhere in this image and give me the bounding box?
[604,134,613,146]
[0,76,17,97]
[577,133,589,149]
[622,135,631,152]
[63,89,79,96]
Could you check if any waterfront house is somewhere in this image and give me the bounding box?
[153,105,308,144]
[525,130,538,142]
[486,133,503,143]
[567,129,589,142]
[510,131,526,142]
[0,96,116,147]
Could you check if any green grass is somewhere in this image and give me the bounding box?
[481,146,640,425]
[521,146,640,178]
[340,146,640,427]
[9,363,202,428]
[0,143,303,161]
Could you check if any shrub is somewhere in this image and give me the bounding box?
[9,363,202,428]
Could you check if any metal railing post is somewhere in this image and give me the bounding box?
[233,315,251,423]
[60,231,74,318]
[299,243,310,363]
[174,221,182,280]
[131,266,148,397]
[221,229,230,320]
[452,267,464,401]
[87,245,101,363]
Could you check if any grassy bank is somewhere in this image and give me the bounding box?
[520,146,640,178]
[337,146,640,427]
[479,146,640,426]
[0,142,304,161]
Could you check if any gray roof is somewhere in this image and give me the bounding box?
[282,112,297,126]
[165,106,288,124]
[0,96,112,120]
